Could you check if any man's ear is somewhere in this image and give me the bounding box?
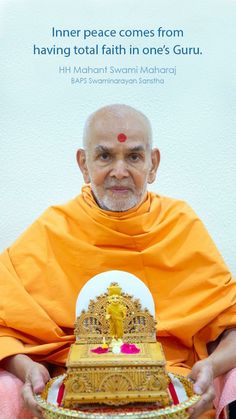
[76,149,90,183]
[147,148,160,184]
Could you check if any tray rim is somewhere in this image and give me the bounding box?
[35,373,200,418]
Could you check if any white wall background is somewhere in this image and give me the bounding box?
[1,0,236,274]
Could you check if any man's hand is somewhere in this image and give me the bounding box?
[187,359,215,418]
[21,361,50,418]
[1,354,50,419]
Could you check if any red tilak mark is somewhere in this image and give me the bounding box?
[117,133,127,142]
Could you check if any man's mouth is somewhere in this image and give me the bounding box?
[108,187,132,193]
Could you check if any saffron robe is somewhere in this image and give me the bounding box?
[0,186,236,372]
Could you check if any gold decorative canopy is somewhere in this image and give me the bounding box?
[74,282,157,344]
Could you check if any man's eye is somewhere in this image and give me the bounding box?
[99,153,110,161]
[129,154,141,162]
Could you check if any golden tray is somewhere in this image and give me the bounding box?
[35,374,200,419]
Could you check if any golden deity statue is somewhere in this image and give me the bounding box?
[106,294,127,340]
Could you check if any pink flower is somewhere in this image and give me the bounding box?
[90,346,109,354]
[120,343,140,354]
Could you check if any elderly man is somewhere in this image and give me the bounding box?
[0,104,236,419]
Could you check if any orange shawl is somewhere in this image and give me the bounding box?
[0,186,236,370]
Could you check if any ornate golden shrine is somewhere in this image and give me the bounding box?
[61,282,171,409]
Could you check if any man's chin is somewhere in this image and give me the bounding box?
[96,196,139,212]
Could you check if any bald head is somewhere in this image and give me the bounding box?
[83,104,152,149]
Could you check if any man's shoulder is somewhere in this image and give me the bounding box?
[39,195,82,224]
[151,192,198,220]
[9,195,82,251]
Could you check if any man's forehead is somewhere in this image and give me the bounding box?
[87,135,151,156]
[89,122,149,146]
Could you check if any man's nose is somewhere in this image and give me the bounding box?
[109,159,129,179]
